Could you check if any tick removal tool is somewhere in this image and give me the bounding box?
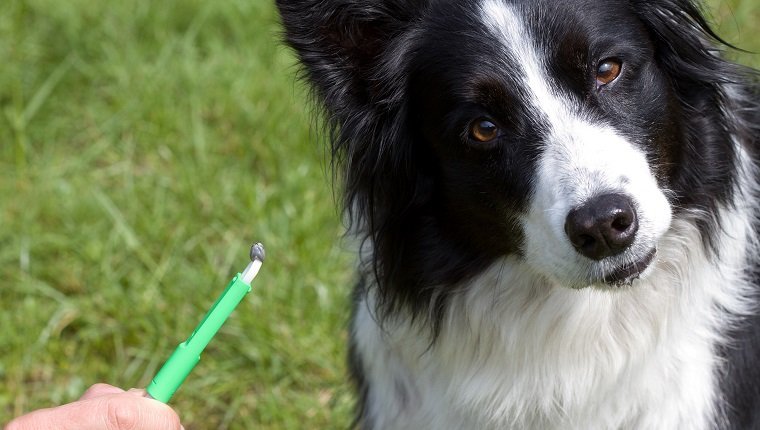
[146,242,266,403]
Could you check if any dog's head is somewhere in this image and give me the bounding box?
[278,0,748,310]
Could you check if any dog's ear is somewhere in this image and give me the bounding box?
[276,0,426,111]
[631,0,733,85]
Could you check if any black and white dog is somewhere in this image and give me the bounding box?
[277,0,760,428]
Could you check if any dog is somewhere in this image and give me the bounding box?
[276,0,760,428]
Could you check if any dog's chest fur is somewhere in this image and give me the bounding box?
[352,209,754,430]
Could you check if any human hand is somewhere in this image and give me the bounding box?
[4,383,183,430]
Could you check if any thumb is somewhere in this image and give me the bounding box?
[5,393,182,430]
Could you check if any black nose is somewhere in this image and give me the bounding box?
[564,193,638,260]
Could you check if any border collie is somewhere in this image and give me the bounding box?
[277,0,760,428]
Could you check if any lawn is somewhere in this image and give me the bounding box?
[0,0,757,429]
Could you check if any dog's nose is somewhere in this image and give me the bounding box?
[564,193,638,260]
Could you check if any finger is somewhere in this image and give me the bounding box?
[6,393,182,430]
[79,383,125,400]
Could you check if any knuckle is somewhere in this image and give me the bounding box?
[82,383,116,399]
[105,398,139,430]
[83,383,105,396]
[89,382,113,392]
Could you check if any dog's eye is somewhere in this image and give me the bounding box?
[596,59,622,87]
[469,119,499,143]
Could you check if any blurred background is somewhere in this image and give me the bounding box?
[0,0,757,428]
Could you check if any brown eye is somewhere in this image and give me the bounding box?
[596,59,622,86]
[469,118,499,142]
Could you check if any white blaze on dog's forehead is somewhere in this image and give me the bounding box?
[479,0,672,285]
[479,0,570,129]
[478,0,667,199]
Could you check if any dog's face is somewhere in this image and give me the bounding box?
[279,0,737,295]
[409,0,675,287]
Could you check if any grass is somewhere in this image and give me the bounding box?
[0,0,354,428]
[0,0,757,429]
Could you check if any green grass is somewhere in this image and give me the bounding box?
[0,0,354,428]
[710,0,760,67]
[0,0,757,429]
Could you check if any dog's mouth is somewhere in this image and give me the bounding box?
[602,248,657,286]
